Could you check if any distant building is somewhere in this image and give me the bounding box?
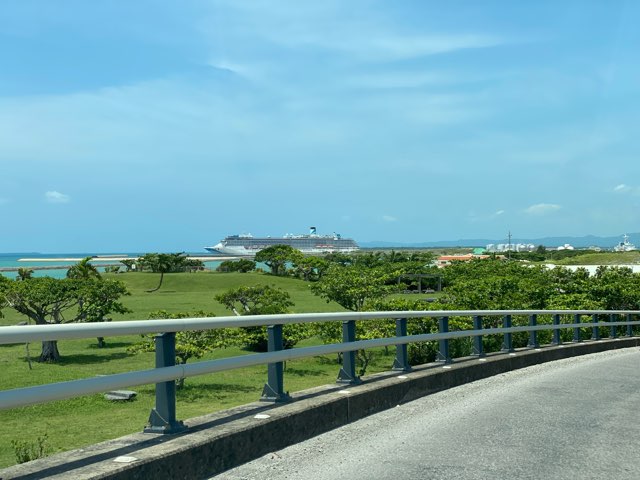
[485,243,535,253]
[436,254,493,267]
[556,244,575,251]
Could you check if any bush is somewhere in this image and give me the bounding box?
[216,259,256,273]
[11,434,51,464]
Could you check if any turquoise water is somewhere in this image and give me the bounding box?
[0,253,223,279]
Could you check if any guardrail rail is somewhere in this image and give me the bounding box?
[1,309,639,434]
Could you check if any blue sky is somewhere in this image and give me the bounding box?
[1,0,639,252]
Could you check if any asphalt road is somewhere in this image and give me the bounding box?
[213,347,640,480]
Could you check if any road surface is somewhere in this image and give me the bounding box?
[214,347,640,480]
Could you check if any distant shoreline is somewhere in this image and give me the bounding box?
[17,256,241,262]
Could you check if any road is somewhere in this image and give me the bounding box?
[214,347,640,480]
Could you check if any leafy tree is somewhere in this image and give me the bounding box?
[2,277,129,362]
[292,256,329,281]
[310,264,400,375]
[78,279,131,323]
[254,244,302,276]
[128,310,223,388]
[120,259,136,272]
[67,257,107,346]
[589,266,640,310]
[138,252,187,292]
[216,259,256,273]
[322,252,354,266]
[311,264,400,312]
[215,285,308,351]
[135,252,202,290]
[3,278,82,362]
[0,274,8,317]
[441,259,553,310]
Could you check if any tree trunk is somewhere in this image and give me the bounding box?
[146,272,164,293]
[39,340,61,363]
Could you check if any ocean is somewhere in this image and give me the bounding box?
[0,253,224,279]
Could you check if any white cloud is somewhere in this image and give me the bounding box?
[524,203,560,215]
[45,191,70,203]
[612,184,640,195]
[382,215,397,222]
[613,184,631,193]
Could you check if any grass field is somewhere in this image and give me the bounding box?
[0,271,401,468]
[552,251,640,265]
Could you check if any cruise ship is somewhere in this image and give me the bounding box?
[205,227,359,255]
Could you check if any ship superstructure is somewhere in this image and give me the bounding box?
[614,234,637,252]
[205,227,359,255]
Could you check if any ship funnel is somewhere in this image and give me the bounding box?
[310,226,317,235]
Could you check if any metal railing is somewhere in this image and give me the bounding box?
[1,309,639,433]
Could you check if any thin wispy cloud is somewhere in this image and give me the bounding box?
[45,191,70,203]
[524,203,561,216]
[612,184,640,195]
[468,209,506,222]
[382,215,398,222]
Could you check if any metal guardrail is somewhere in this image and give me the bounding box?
[1,309,639,434]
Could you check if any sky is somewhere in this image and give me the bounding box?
[1,0,640,252]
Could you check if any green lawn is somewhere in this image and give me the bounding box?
[0,271,399,468]
[0,271,344,327]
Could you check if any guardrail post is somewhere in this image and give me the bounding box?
[337,320,361,384]
[627,313,633,337]
[502,315,514,353]
[528,314,539,348]
[392,318,412,372]
[552,314,562,345]
[609,314,617,339]
[261,325,291,402]
[145,333,186,434]
[573,314,582,342]
[472,315,485,357]
[436,316,452,364]
[592,313,600,340]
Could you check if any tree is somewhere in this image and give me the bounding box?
[128,310,222,389]
[16,268,34,281]
[254,244,302,276]
[322,252,354,266]
[2,277,129,362]
[138,252,188,292]
[67,257,107,346]
[311,264,400,312]
[0,274,8,318]
[4,278,82,362]
[310,264,400,375]
[216,259,256,273]
[120,259,136,272]
[215,285,308,351]
[66,257,101,281]
[77,278,131,341]
[292,256,329,281]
